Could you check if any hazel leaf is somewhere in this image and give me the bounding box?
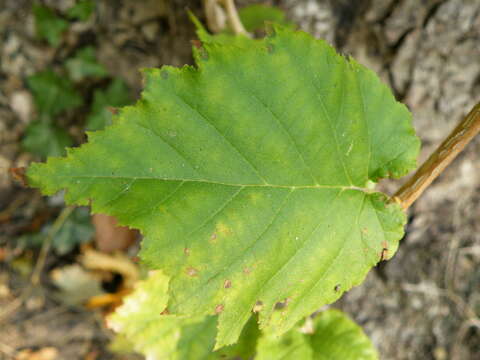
[27,27,420,348]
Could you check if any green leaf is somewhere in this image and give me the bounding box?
[86,79,131,131]
[239,4,293,32]
[33,4,69,46]
[67,0,95,21]
[216,315,260,359]
[27,70,82,118]
[22,121,73,158]
[307,309,378,359]
[27,27,420,348]
[66,46,108,82]
[256,309,378,360]
[110,273,376,359]
[108,271,258,359]
[256,321,312,359]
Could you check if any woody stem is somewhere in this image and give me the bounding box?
[393,102,480,210]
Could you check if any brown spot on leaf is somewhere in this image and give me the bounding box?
[191,39,202,49]
[215,304,224,314]
[380,248,389,261]
[210,233,217,242]
[160,308,169,315]
[380,241,389,261]
[184,247,190,256]
[274,298,291,310]
[186,267,198,277]
[253,301,263,313]
[334,284,341,292]
[107,107,119,115]
[224,280,232,289]
[243,267,251,275]
[362,227,368,234]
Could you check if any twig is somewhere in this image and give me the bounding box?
[393,102,480,209]
[0,206,74,323]
[220,0,248,35]
[452,318,480,360]
[0,293,27,324]
[31,206,75,285]
[203,0,226,33]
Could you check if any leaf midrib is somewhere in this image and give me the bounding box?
[57,174,370,191]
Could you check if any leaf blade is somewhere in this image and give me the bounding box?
[27,27,419,348]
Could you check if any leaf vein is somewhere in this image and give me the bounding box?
[167,89,269,185]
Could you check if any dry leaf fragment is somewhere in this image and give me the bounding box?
[15,347,58,360]
[80,248,139,289]
[50,264,104,305]
[92,213,138,253]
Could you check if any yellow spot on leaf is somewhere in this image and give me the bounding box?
[249,192,263,204]
[214,222,231,237]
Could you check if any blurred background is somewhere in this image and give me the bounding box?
[0,0,479,359]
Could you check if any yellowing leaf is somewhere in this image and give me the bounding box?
[110,272,377,359]
[108,271,257,360]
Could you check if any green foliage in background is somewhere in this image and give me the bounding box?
[66,46,108,81]
[86,79,132,131]
[24,5,131,159]
[239,4,293,32]
[18,207,93,255]
[67,0,95,21]
[22,121,73,158]
[27,25,419,350]
[27,70,82,118]
[33,4,69,46]
[52,207,94,254]
[257,310,378,360]
[23,70,82,157]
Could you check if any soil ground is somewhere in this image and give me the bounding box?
[1,0,479,359]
